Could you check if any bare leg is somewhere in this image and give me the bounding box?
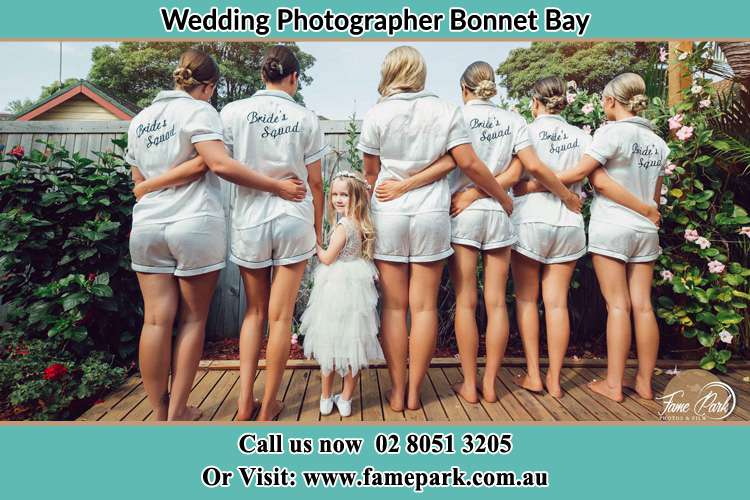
[236,266,271,421]
[342,370,357,401]
[321,371,334,399]
[626,262,658,400]
[136,273,178,421]
[482,247,511,403]
[257,260,306,421]
[448,245,480,404]
[377,260,409,412]
[540,261,576,398]
[589,254,631,402]
[407,260,444,410]
[168,270,220,421]
[510,251,544,392]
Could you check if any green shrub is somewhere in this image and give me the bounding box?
[0,138,138,418]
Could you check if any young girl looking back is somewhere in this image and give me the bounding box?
[300,171,383,417]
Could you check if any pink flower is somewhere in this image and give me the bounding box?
[581,103,595,115]
[740,227,750,238]
[580,191,588,200]
[707,260,725,274]
[291,333,298,345]
[691,84,703,95]
[10,145,24,160]
[566,93,576,104]
[676,125,694,141]
[659,46,668,63]
[684,229,699,242]
[699,98,711,108]
[660,270,674,282]
[582,124,592,135]
[668,114,684,130]
[719,330,733,344]
[664,162,676,175]
[695,237,711,249]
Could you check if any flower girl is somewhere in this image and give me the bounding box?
[301,171,383,417]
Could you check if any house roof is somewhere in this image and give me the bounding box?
[14,80,140,121]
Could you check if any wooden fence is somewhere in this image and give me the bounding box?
[0,120,361,338]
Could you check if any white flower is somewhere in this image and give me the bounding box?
[661,184,668,195]
[719,330,733,344]
[580,191,588,199]
[665,365,680,375]
[660,196,668,205]
[664,162,677,175]
[567,80,578,90]
[581,103,595,115]
[582,124,592,135]
[678,51,689,61]
[691,84,703,95]
[695,237,711,249]
[684,229,699,242]
[707,260,725,274]
[566,93,576,104]
[660,270,674,282]
[699,98,711,108]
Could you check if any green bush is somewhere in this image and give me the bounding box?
[0,138,138,418]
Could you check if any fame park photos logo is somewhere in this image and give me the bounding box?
[657,369,737,421]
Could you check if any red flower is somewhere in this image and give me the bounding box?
[13,347,29,356]
[43,363,68,381]
[9,145,24,160]
[87,273,97,283]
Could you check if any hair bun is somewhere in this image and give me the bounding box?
[475,80,497,99]
[173,67,195,86]
[628,94,648,113]
[544,94,566,111]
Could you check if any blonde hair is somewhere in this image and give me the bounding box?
[531,76,566,113]
[173,49,220,91]
[377,46,426,98]
[327,172,376,259]
[460,61,497,100]
[603,73,649,114]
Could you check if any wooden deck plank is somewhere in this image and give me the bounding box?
[485,369,534,421]
[77,375,142,421]
[299,369,322,422]
[361,369,383,422]
[377,369,405,422]
[206,371,240,421]
[725,369,750,395]
[442,368,491,422]
[427,368,469,422]
[506,367,576,422]
[419,370,448,422]
[278,369,309,422]
[98,383,148,422]
[497,368,555,421]
[199,371,239,421]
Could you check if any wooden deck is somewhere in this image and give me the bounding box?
[78,359,750,423]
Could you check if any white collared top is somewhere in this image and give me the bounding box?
[125,90,225,226]
[512,114,591,228]
[220,89,329,229]
[449,99,531,213]
[357,91,471,215]
[586,116,669,233]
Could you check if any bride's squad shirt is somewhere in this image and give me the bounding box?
[450,99,530,213]
[586,116,669,233]
[125,90,225,226]
[220,89,329,229]
[513,114,590,228]
[357,90,471,214]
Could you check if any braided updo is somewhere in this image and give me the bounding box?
[531,76,567,113]
[460,61,497,100]
[603,73,649,114]
[173,49,219,91]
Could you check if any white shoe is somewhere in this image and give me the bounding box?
[333,394,352,417]
[320,396,334,416]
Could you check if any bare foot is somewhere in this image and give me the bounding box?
[452,382,479,404]
[169,405,202,421]
[513,373,544,394]
[256,400,284,421]
[623,374,654,400]
[588,379,624,403]
[385,389,405,412]
[236,398,260,421]
[545,372,563,399]
[480,376,498,403]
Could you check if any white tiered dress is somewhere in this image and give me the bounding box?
[301,217,383,377]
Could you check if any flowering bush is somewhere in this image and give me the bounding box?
[510,43,749,371]
[0,139,137,418]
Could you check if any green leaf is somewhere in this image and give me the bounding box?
[90,284,113,298]
[716,350,732,364]
[670,188,684,198]
[697,331,715,347]
[93,272,110,286]
[731,290,750,301]
[716,311,744,325]
[693,288,709,304]
[62,292,89,311]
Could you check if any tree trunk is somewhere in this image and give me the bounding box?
[718,42,750,85]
